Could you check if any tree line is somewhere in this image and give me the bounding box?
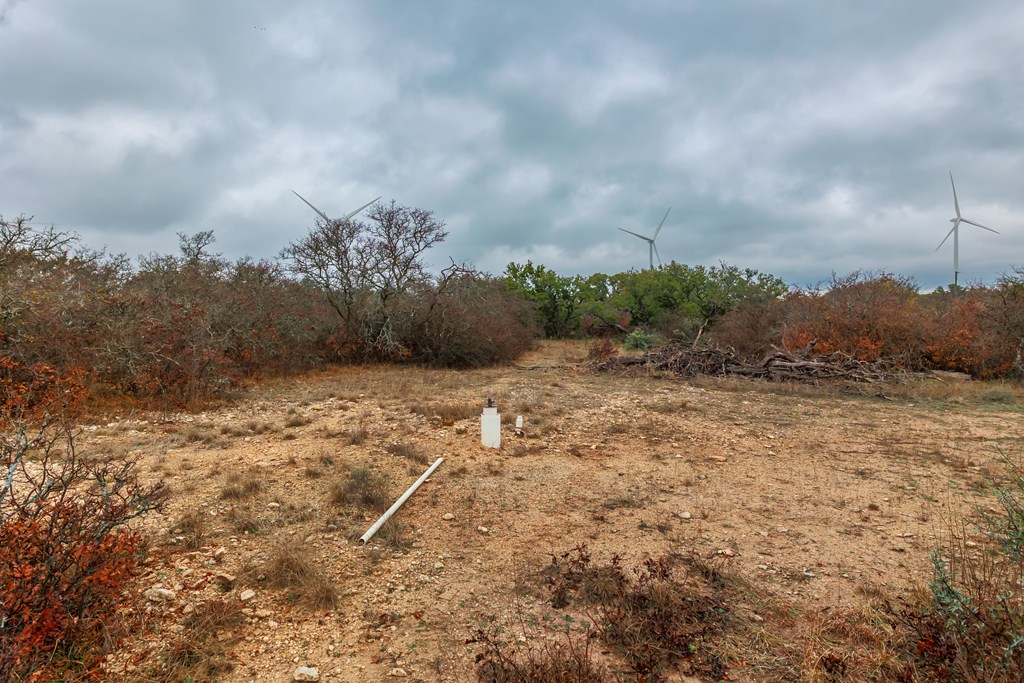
[3,203,1022,412]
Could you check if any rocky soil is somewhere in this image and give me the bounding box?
[84,342,1024,681]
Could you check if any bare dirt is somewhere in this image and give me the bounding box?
[86,341,1024,681]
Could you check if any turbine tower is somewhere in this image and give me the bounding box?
[618,206,671,269]
[935,173,999,289]
[292,190,381,223]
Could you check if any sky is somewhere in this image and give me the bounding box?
[1,1,1022,289]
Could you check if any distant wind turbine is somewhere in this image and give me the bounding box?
[935,173,999,288]
[617,207,671,269]
[291,190,381,223]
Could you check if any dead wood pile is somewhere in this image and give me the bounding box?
[592,343,904,384]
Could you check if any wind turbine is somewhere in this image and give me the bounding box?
[291,190,381,223]
[935,173,999,289]
[617,206,671,269]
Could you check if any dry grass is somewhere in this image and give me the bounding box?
[329,466,391,512]
[374,518,412,551]
[219,472,264,500]
[225,505,263,534]
[173,509,208,550]
[284,414,313,428]
[344,425,370,445]
[174,426,226,449]
[409,401,480,422]
[385,441,431,465]
[265,541,339,610]
[153,599,245,682]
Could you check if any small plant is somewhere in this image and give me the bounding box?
[888,455,1024,680]
[623,329,654,350]
[284,414,312,428]
[219,472,264,500]
[385,441,431,465]
[409,402,479,422]
[225,506,263,534]
[587,338,619,362]
[157,599,244,680]
[345,425,370,445]
[477,545,734,682]
[330,466,391,511]
[175,509,208,550]
[375,518,412,551]
[265,541,339,609]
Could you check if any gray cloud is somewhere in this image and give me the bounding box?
[1,0,1021,288]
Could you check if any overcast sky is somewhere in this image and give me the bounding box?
[1,1,1021,288]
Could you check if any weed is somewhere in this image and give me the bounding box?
[409,402,479,422]
[157,599,244,681]
[483,545,735,682]
[174,509,208,550]
[375,519,412,552]
[624,329,654,350]
[219,472,263,500]
[601,495,645,510]
[225,506,263,534]
[330,466,391,512]
[284,414,312,428]
[385,441,431,465]
[345,425,370,445]
[265,542,339,610]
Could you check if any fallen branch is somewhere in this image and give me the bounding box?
[592,342,908,385]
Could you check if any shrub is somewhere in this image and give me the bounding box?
[330,466,391,511]
[889,456,1024,680]
[265,542,338,610]
[623,329,654,350]
[1,357,165,681]
[398,275,537,367]
[586,338,618,362]
[474,545,733,683]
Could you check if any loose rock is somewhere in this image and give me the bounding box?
[293,666,320,681]
[145,588,176,602]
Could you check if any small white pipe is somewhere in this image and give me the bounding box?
[359,457,443,544]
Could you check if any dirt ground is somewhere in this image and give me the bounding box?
[85,341,1024,682]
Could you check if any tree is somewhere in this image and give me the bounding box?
[281,200,450,357]
[504,261,584,338]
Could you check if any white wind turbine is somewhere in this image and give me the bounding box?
[936,173,999,288]
[292,190,381,223]
[618,207,671,269]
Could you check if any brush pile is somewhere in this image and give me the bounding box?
[592,342,903,384]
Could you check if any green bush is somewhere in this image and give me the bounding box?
[892,456,1024,680]
[623,329,654,350]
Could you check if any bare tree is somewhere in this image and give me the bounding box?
[0,214,76,273]
[281,199,449,356]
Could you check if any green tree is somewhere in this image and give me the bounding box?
[504,261,584,338]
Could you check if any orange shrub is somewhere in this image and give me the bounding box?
[1,356,164,680]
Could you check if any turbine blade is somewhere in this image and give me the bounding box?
[935,223,957,251]
[617,227,652,241]
[960,218,1000,234]
[292,190,331,222]
[949,172,961,219]
[653,206,671,240]
[343,196,382,220]
[653,242,662,265]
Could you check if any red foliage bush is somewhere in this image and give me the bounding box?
[0,507,144,681]
[1,356,164,681]
[715,271,1024,378]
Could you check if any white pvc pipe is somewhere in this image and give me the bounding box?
[359,457,444,544]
